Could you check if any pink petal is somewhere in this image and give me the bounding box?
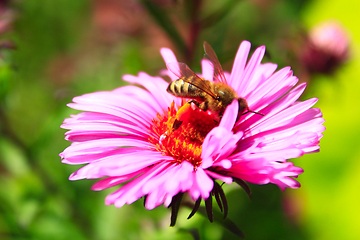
[205,170,233,184]
[219,100,238,130]
[201,102,243,168]
[91,170,144,190]
[236,45,266,96]
[69,150,170,180]
[106,162,170,208]
[61,137,151,159]
[201,59,214,81]
[249,98,319,135]
[160,48,179,81]
[123,73,175,109]
[229,41,251,90]
[244,63,278,95]
[62,147,148,165]
[188,168,213,200]
[246,67,297,108]
[236,83,307,132]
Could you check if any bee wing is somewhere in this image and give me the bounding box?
[166,62,200,79]
[203,42,228,84]
[166,62,218,99]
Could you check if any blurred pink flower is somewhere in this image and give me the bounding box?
[309,21,348,59]
[60,41,324,222]
[301,21,349,74]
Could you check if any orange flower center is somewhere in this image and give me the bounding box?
[149,101,219,169]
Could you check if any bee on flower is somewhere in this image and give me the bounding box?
[60,41,325,225]
[166,42,264,130]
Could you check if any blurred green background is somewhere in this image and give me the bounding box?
[0,0,359,239]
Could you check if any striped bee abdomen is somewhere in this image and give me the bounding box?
[167,77,204,99]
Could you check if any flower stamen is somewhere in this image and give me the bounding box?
[149,101,218,169]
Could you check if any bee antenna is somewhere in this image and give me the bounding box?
[242,110,264,116]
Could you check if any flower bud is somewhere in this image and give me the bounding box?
[301,21,349,74]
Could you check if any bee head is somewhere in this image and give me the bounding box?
[216,89,235,106]
[238,97,264,117]
[237,98,249,114]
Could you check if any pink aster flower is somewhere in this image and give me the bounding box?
[60,41,325,224]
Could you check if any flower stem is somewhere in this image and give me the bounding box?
[186,0,202,64]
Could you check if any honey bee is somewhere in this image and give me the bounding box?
[166,42,263,129]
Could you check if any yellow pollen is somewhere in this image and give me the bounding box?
[149,101,218,168]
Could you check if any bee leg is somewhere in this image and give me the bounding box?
[199,101,208,111]
[188,99,209,111]
[172,101,196,130]
[188,99,200,107]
